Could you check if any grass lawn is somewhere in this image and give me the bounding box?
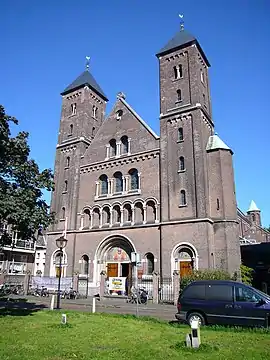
[0,309,270,360]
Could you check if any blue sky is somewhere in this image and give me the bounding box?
[1,0,270,226]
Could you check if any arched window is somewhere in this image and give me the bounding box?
[54,251,67,278]
[180,190,187,206]
[109,139,117,157]
[145,253,154,275]
[129,169,139,190]
[83,209,91,228]
[177,89,182,102]
[112,205,121,223]
[66,157,70,168]
[69,124,73,135]
[80,255,89,275]
[61,207,65,219]
[146,200,156,223]
[64,180,68,192]
[121,136,129,154]
[99,174,108,195]
[92,208,101,228]
[123,203,132,222]
[252,214,256,222]
[134,202,144,223]
[179,157,185,171]
[92,127,95,137]
[103,206,111,224]
[178,128,183,141]
[114,172,123,193]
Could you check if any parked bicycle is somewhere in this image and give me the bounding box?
[127,286,148,304]
[61,288,78,300]
[31,286,49,297]
[0,284,24,296]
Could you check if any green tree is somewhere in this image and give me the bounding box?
[264,226,270,232]
[0,105,54,245]
[240,264,254,285]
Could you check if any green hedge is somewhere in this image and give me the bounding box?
[180,269,233,291]
[180,265,254,291]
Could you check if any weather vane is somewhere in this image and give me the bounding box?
[86,56,90,70]
[179,14,184,31]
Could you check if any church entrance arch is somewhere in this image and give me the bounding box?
[172,243,198,278]
[95,235,136,295]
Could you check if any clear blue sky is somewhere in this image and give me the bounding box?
[1,0,270,225]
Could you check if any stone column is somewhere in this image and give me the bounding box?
[173,271,180,306]
[109,207,113,227]
[99,210,103,228]
[105,144,110,159]
[73,272,79,292]
[80,214,84,229]
[155,204,159,223]
[131,204,135,225]
[116,142,121,157]
[109,179,114,195]
[120,207,124,227]
[90,210,93,229]
[143,205,147,224]
[127,138,131,155]
[99,270,107,297]
[152,271,160,304]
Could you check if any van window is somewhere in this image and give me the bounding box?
[235,287,261,303]
[206,285,233,301]
[182,285,205,300]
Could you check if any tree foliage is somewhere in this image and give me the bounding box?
[0,105,54,244]
[240,264,254,286]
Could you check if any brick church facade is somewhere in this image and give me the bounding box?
[44,26,259,290]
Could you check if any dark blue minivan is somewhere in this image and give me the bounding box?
[175,280,270,327]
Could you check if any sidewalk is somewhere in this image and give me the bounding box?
[10,295,177,321]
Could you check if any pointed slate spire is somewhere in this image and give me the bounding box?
[247,200,260,212]
[156,17,210,66]
[61,69,108,101]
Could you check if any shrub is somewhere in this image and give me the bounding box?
[180,269,232,291]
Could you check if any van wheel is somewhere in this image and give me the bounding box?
[187,312,205,326]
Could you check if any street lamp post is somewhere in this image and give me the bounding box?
[55,235,68,310]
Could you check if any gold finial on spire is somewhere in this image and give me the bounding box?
[179,14,184,31]
[86,56,90,70]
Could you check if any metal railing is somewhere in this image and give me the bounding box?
[15,239,35,250]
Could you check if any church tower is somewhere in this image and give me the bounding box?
[157,19,240,275]
[50,60,108,233]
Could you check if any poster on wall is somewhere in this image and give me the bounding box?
[108,277,126,293]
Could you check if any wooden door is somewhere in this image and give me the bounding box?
[55,266,61,278]
[107,263,118,277]
[180,261,192,278]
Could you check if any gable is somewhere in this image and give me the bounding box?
[82,96,160,165]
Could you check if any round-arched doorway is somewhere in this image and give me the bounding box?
[172,243,198,278]
[95,235,136,295]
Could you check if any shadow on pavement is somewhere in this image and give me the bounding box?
[0,297,47,317]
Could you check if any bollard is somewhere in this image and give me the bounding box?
[190,319,201,348]
[61,314,67,324]
[50,295,55,310]
[92,297,96,313]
